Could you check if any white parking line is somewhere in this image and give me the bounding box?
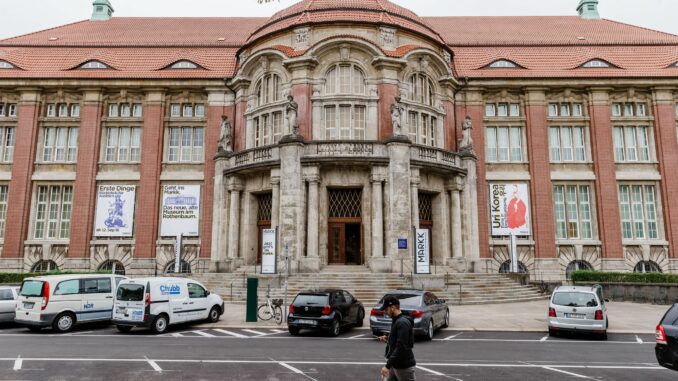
[193,331,216,337]
[146,358,162,373]
[270,329,285,333]
[213,329,247,338]
[542,366,592,379]
[13,356,21,371]
[540,336,549,342]
[171,332,183,337]
[417,365,445,376]
[444,333,462,340]
[243,329,266,336]
[278,362,318,381]
[345,334,367,339]
[636,335,643,344]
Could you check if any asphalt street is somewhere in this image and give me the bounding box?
[0,323,671,381]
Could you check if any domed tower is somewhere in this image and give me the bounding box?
[218,0,474,274]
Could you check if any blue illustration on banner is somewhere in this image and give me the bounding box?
[104,194,127,228]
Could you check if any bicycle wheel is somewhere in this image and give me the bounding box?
[273,305,283,325]
[257,304,273,321]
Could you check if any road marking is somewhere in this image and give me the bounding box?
[213,329,247,338]
[346,334,367,339]
[444,333,462,340]
[636,335,643,344]
[540,336,549,342]
[193,331,216,337]
[243,329,266,336]
[68,331,93,335]
[542,366,592,379]
[146,358,162,373]
[171,332,183,337]
[13,356,21,371]
[417,365,445,376]
[270,329,285,333]
[278,362,318,381]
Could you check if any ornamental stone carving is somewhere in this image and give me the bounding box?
[459,115,475,154]
[379,27,397,50]
[217,116,233,153]
[286,95,299,135]
[390,96,405,136]
[293,27,311,50]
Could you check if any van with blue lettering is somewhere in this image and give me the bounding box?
[15,274,127,333]
[113,277,224,334]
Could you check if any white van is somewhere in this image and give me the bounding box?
[15,274,127,333]
[113,277,224,334]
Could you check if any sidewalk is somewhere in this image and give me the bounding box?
[199,300,668,334]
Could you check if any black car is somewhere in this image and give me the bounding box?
[656,304,678,371]
[287,289,365,336]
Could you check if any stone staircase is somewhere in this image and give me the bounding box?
[190,266,548,306]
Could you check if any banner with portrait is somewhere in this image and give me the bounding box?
[489,183,531,236]
[94,185,136,237]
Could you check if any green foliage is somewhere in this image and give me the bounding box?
[0,271,111,284]
[571,270,678,284]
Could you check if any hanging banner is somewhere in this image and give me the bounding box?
[160,184,201,236]
[94,185,136,237]
[489,183,531,236]
[414,229,430,274]
[261,228,277,274]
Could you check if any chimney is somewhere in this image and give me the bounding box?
[91,0,114,21]
[577,0,600,20]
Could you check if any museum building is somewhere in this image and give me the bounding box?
[0,0,677,280]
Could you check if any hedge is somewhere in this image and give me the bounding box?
[571,270,678,284]
[0,271,110,284]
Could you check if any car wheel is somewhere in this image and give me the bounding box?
[442,310,450,329]
[425,319,434,341]
[116,325,133,333]
[599,331,608,341]
[355,309,364,327]
[288,326,300,336]
[150,314,169,334]
[52,312,75,333]
[207,306,221,323]
[548,328,557,337]
[330,318,341,337]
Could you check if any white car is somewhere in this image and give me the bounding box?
[15,274,127,333]
[113,277,224,334]
[0,286,19,323]
[548,285,609,340]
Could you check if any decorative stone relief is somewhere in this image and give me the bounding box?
[285,95,299,135]
[339,45,351,61]
[218,116,233,153]
[443,51,452,66]
[459,116,475,155]
[624,245,669,272]
[390,96,405,135]
[239,50,250,64]
[557,245,601,271]
[379,27,397,50]
[292,27,311,50]
[491,245,534,274]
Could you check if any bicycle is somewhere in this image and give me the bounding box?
[257,288,284,325]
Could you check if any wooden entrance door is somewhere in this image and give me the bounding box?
[328,223,346,264]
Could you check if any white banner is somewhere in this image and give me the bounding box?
[489,183,531,236]
[261,228,277,274]
[160,184,201,237]
[414,229,430,274]
[94,185,136,237]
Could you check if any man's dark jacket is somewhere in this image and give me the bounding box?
[384,313,416,369]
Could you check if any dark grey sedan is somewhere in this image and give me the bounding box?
[370,289,449,340]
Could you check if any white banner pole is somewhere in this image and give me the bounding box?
[510,232,518,273]
[174,234,182,273]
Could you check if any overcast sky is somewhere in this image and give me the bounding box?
[1,0,676,40]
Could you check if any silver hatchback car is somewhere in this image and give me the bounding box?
[0,286,19,323]
[548,285,609,340]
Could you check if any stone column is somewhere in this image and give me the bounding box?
[411,170,420,229]
[278,134,305,272]
[301,167,320,272]
[449,177,464,260]
[210,154,229,272]
[385,135,412,272]
[227,177,243,270]
[271,171,280,229]
[461,155,480,269]
[369,167,389,272]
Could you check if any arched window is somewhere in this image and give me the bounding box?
[565,260,593,280]
[31,260,59,273]
[256,73,283,107]
[582,59,611,68]
[0,61,15,69]
[489,60,518,69]
[169,60,199,69]
[408,73,435,107]
[164,260,191,274]
[498,260,528,274]
[325,64,366,95]
[98,260,126,275]
[634,261,662,273]
[80,61,109,69]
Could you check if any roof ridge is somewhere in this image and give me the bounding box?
[602,18,678,39]
[0,19,89,43]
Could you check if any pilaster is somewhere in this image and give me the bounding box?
[385,137,412,270]
[301,167,320,272]
[278,136,305,272]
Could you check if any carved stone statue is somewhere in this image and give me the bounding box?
[217,115,232,153]
[390,96,404,135]
[286,95,299,135]
[459,115,474,153]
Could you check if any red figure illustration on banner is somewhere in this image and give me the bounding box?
[506,185,527,229]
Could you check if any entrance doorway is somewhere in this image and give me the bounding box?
[327,189,363,265]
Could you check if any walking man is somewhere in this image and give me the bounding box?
[378,296,416,380]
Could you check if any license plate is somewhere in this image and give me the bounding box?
[566,313,586,319]
[296,319,318,326]
[116,307,127,314]
[23,302,34,309]
[130,310,144,321]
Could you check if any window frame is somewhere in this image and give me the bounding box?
[488,59,518,69]
[41,126,79,163]
[32,184,74,240]
[553,184,595,240]
[166,126,204,163]
[612,125,652,163]
[618,183,660,241]
[104,126,142,163]
[485,125,524,163]
[325,64,366,95]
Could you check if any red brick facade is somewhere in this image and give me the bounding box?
[653,100,678,258]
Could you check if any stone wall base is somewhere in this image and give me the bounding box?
[299,257,321,273]
[368,257,392,273]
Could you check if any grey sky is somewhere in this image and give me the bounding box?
[0,0,675,40]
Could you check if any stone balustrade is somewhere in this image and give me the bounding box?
[410,144,461,169]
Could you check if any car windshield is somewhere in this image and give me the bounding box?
[380,293,421,308]
[116,284,145,301]
[552,292,598,308]
[20,280,44,297]
[294,294,328,306]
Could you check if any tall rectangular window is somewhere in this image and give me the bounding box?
[105,127,141,162]
[485,126,522,163]
[613,126,651,162]
[323,104,368,141]
[0,127,14,163]
[167,127,204,163]
[549,126,586,162]
[324,106,337,140]
[353,106,366,140]
[0,185,7,238]
[618,184,659,240]
[553,184,593,239]
[34,185,73,240]
[42,127,78,163]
